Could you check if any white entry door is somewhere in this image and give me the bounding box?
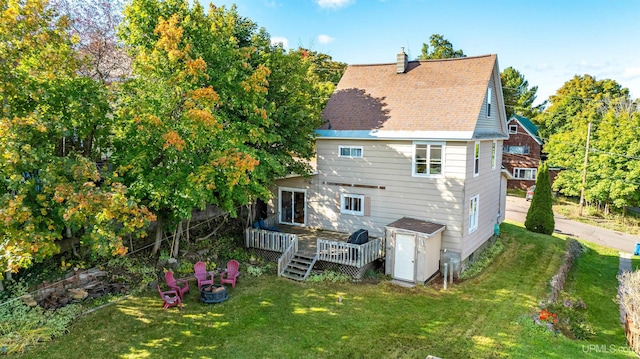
[394,233,415,282]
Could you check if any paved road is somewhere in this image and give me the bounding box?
[506,196,640,254]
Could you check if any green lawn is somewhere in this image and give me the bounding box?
[16,222,634,358]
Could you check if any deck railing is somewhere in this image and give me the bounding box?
[245,228,297,253]
[316,237,384,268]
[277,237,298,276]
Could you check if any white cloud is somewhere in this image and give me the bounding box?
[317,34,334,45]
[316,0,354,9]
[271,36,289,48]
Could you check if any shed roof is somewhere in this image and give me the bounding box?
[386,217,446,237]
[321,54,497,134]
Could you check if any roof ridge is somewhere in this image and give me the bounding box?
[348,54,496,67]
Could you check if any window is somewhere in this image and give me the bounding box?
[487,87,492,117]
[491,141,497,170]
[413,142,444,177]
[513,168,537,180]
[340,194,364,216]
[503,145,530,155]
[509,125,518,134]
[474,142,480,176]
[339,146,363,158]
[469,195,479,233]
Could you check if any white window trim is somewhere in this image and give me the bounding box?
[513,167,537,180]
[469,194,479,233]
[473,141,480,177]
[412,142,445,178]
[340,193,364,216]
[338,145,363,158]
[508,125,518,134]
[487,87,492,117]
[491,140,497,170]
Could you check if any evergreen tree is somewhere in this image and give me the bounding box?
[525,162,555,235]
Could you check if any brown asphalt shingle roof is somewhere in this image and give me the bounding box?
[321,54,497,133]
[386,217,446,236]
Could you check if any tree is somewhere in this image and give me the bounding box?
[54,0,130,83]
[114,1,334,255]
[525,162,555,234]
[0,0,154,277]
[500,66,545,119]
[540,75,638,210]
[417,34,465,60]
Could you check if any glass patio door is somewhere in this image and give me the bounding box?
[279,188,306,225]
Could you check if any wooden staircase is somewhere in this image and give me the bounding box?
[281,253,317,281]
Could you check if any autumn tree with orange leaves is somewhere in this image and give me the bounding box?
[0,0,155,277]
[114,1,334,256]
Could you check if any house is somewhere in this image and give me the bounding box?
[248,50,509,283]
[502,115,542,189]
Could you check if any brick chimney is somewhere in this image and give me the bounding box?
[396,47,408,74]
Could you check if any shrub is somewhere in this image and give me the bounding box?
[0,281,82,355]
[544,293,594,340]
[459,239,504,280]
[247,265,264,277]
[306,270,351,283]
[525,162,555,235]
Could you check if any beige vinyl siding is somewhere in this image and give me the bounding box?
[460,140,504,258]
[314,139,467,252]
[475,74,504,135]
[269,176,319,226]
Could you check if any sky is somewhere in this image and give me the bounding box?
[208,0,640,106]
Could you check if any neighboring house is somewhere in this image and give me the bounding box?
[502,115,542,189]
[256,50,509,283]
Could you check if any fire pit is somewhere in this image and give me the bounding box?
[199,284,229,304]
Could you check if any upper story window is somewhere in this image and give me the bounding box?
[487,87,492,117]
[339,146,363,158]
[503,145,530,155]
[491,141,497,170]
[413,142,444,177]
[474,142,480,177]
[340,193,364,216]
[509,125,518,134]
[513,168,537,180]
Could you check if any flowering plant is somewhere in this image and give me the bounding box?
[539,308,558,323]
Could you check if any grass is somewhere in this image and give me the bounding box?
[553,197,640,236]
[15,222,634,358]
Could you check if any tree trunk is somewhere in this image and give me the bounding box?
[171,221,182,258]
[152,215,164,256]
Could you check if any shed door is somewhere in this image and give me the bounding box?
[394,233,415,281]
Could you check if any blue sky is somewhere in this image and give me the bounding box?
[209,0,640,106]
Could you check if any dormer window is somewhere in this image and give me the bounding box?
[487,87,492,117]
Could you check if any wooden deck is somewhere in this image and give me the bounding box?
[245,223,385,276]
[275,225,350,255]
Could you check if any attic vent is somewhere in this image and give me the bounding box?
[396,47,408,74]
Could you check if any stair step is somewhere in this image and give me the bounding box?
[281,272,305,281]
[284,267,307,276]
[288,262,311,270]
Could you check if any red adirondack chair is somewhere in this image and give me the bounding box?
[157,284,182,311]
[165,271,189,299]
[193,261,214,291]
[220,260,240,288]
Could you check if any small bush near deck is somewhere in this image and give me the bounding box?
[306,270,351,283]
[459,239,504,280]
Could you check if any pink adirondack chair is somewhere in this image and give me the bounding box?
[193,261,214,291]
[220,260,240,288]
[157,284,182,311]
[165,271,189,299]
